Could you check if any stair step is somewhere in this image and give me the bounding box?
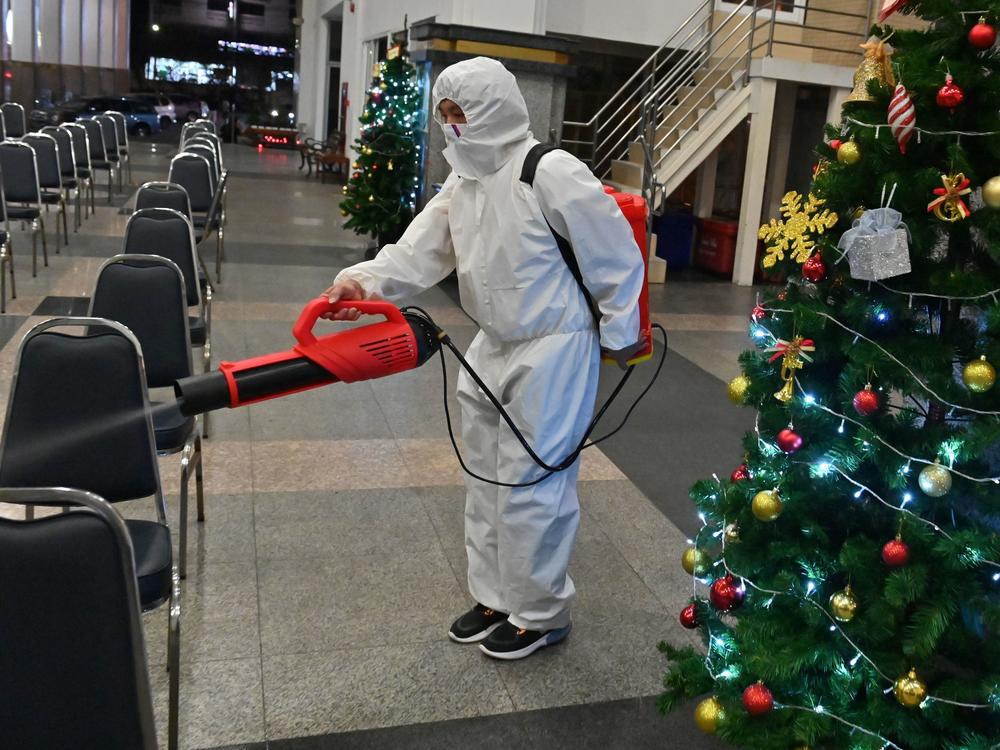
[611,159,644,188]
[627,140,665,166]
[660,104,698,131]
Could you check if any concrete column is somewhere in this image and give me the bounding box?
[733,76,776,286]
[694,149,719,219]
[762,82,796,222]
[826,86,850,129]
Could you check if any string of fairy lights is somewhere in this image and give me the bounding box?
[683,291,1000,743]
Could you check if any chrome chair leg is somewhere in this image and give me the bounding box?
[60,195,68,246]
[166,568,181,750]
[178,442,192,579]
[38,217,48,269]
[194,432,205,523]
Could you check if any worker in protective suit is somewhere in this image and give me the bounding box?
[324,57,645,661]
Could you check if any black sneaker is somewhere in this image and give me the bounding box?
[479,621,572,660]
[448,603,508,644]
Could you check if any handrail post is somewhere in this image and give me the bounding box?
[743,0,757,85]
[767,0,778,57]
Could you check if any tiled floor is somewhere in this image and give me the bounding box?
[0,140,760,749]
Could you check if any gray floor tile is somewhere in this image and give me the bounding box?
[261,642,514,738]
[150,656,265,750]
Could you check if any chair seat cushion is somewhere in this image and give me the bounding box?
[91,160,111,169]
[62,178,78,188]
[198,267,208,288]
[192,214,209,229]
[76,168,91,178]
[7,206,41,220]
[189,316,207,347]
[41,192,61,205]
[151,400,195,452]
[124,519,172,609]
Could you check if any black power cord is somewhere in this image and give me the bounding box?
[403,305,668,488]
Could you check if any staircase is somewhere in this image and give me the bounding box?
[561,0,871,215]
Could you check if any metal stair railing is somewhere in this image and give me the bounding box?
[561,0,716,177]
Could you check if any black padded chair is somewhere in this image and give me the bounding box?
[1,101,26,138]
[42,125,83,231]
[90,255,206,578]
[183,142,220,190]
[22,132,68,251]
[193,117,218,135]
[168,152,226,281]
[81,117,116,204]
[136,180,193,220]
[105,110,131,185]
[0,166,15,312]
[0,140,48,276]
[0,487,164,750]
[180,121,212,147]
[61,121,96,217]
[96,114,123,194]
[187,132,225,174]
[123,207,213,374]
[0,318,180,750]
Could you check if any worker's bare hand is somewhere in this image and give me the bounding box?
[321,280,365,321]
[602,335,648,371]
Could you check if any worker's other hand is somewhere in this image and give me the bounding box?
[602,335,648,371]
[321,279,365,321]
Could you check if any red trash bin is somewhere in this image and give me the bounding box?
[694,217,738,276]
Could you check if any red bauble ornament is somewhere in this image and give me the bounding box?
[969,17,997,50]
[730,463,751,482]
[936,74,965,112]
[802,253,827,283]
[751,304,767,323]
[710,574,745,612]
[742,682,775,716]
[829,138,842,151]
[777,428,803,454]
[882,536,910,567]
[680,603,699,629]
[853,384,880,416]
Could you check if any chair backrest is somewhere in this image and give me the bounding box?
[0,318,164,505]
[1,102,26,137]
[90,255,193,389]
[21,133,62,190]
[96,115,119,157]
[180,122,211,147]
[0,109,6,141]
[0,487,158,750]
[134,181,192,221]
[123,208,201,307]
[183,143,218,188]
[80,118,106,162]
[167,153,214,213]
[0,141,41,204]
[61,122,92,172]
[105,111,129,151]
[193,118,217,135]
[187,133,224,171]
[42,126,77,180]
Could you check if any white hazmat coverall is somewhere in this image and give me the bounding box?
[335,57,644,631]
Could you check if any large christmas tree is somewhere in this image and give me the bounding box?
[340,46,422,240]
[660,2,1000,748]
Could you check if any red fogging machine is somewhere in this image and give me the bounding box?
[174,298,442,417]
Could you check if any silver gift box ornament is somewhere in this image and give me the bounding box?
[837,207,911,281]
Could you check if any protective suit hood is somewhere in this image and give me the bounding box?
[433,57,532,179]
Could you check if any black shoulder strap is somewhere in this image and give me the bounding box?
[519,143,602,327]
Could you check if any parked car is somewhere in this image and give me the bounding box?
[168,94,210,122]
[128,93,176,128]
[30,96,161,137]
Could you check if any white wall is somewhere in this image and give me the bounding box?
[38,0,60,63]
[546,0,704,48]
[9,0,33,61]
[81,0,99,66]
[99,0,114,68]
[62,0,83,65]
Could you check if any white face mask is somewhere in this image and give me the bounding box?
[441,121,463,144]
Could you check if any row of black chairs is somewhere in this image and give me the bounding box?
[0,112,133,312]
[174,120,228,281]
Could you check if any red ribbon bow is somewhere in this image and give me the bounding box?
[766,338,816,364]
[927,174,972,220]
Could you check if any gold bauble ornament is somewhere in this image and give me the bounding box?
[727,375,751,405]
[918,461,952,498]
[982,176,1000,209]
[682,547,711,575]
[724,523,741,544]
[963,355,997,393]
[894,668,927,708]
[752,489,783,522]
[694,696,725,733]
[829,585,858,622]
[837,141,862,166]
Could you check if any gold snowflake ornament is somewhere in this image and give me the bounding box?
[758,191,838,268]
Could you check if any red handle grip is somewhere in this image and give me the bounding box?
[292,297,406,347]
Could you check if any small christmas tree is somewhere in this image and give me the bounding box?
[660,2,1000,748]
[340,45,422,241]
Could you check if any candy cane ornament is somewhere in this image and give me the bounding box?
[888,83,916,154]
